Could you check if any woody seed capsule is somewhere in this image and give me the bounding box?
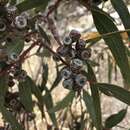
[63,78,73,90]
[61,68,72,79]
[15,15,27,29]
[75,74,87,87]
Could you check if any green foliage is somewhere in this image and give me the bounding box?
[18,77,33,112]
[43,87,58,127]
[0,0,130,129]
[0,104,23,130]
[49,91,75,113]
[91,6,130,87]
[95,83,130,105]
[111,0,130,38]
[86,63,102,130]
[105,108,127,128]
[17,0,50,13]
[83,90,97,127]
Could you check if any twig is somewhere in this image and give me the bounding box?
[46,0,63,18]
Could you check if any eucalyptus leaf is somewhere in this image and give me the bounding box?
[0,105,23,130]
[6,37,24,55]
[83,90,96,126]
[95,83,130,105]
[91,6,130,87]
[0,75,8,103]
[43,87,58,128]
[105,108,127,128]
[111,0,130,38]
[18,77,33,112]
[49,91,75,113]
[17,0,50,13]
[86,63,102,130]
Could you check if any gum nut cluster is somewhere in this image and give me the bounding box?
[0,4,28,33]
[56,30,92,91]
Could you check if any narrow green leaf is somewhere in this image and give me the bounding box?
[41,64,48,88]
[91,6,130,87]
[10,0,17,5]
[86,63,102,130]
[27,77,43,105]
[111,0,130,38]
[50,65,63,91]
[95,83,130,105]
[43,87,58,127]
[49,91,75,113]
[6,37,24,55]
[25,77,44,117]
[79,115,85,130]
[108,54,113,83]
[16,0,50,13]
[105,108,127,128]
[0,75,8,103]
[38,25,51,45]
[0,105,23,130]
[83,90,96,126]
[19,77,33,112]
[38,25,51,57]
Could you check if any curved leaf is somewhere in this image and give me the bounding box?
[105,108,127,128]
[91,6,130,87]
[111,0,130,38]
[95,83,130,105]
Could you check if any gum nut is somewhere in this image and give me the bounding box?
[20,70,27,79]
[6,5,17,13]
[61,68,72,79]
[75,74,87,87]
[71,58,83,68]
[15,15,27,29]
[56,46,69,57]
[9,99,17,106]
[76,39,86,49]
[63,78,73,90]
[0,21,6,32]
[9,52,19,61]
[69,29,81,41]
[68,49,76,58]
[81,49,91,60]
[63,36,72,45]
